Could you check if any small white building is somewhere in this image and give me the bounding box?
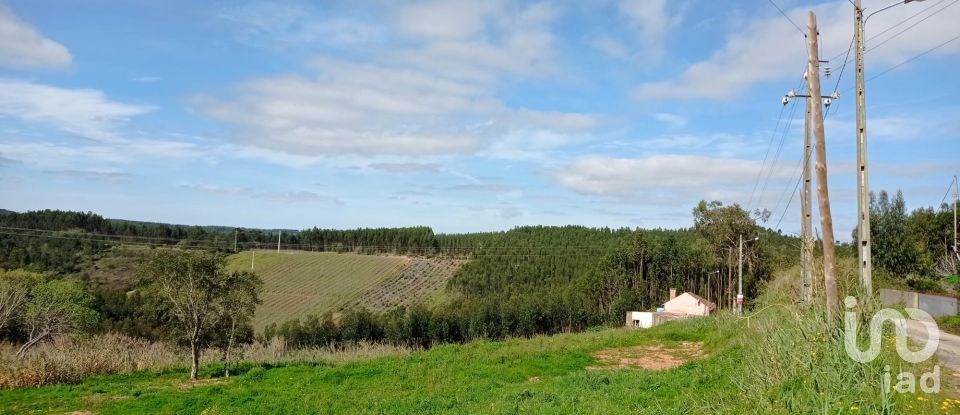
[625,311,655,328]
[625,288,716,329]
[663,292,716,316]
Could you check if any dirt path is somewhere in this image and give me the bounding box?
[587,341,706,371]
[906,319,960,396]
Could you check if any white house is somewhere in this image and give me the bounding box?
[625,288,716,329]
[663,291,716,316]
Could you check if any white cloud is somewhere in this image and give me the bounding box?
[0,138,200,170]
[652,112,688,128]
[0,5,71,69]
[43,169,133,182]
[182,183,341,205]
[367,162,442,173]
[590,35,630,59]
[194,6,589,159]
[634,0,960,100]
[389,1,558,83]
[467,205,523,219]
[619,0,675,61]
[182,183,247,195]
[824,104,960,144]
[214,2,384,49]
[131,76,162,82]
[446,183,522,193]
[0,153,18,166]
[0,79,151,142]
[553,154,793,199]
[395,0,501,40]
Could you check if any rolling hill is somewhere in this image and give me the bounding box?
[225,251,464,329]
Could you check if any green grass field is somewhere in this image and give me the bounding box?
[1,312,954,414]
[226,251,463,330]
[0,318,738,415]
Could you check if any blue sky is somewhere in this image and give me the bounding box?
[0,0,957,235]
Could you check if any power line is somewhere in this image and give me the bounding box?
[866,0,960,53]
[756,95,801,211]
[861,31,960,86]
[868,0,949,40]
[826,0,949,65]
[773,167,804,232]
[940,176,958,209]
[824,33,855,118]
[767,0,807,37]
[747,104,788,210]
[770,151,805,224]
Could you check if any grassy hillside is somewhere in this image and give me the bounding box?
[2,311,952,414]
[0,319,733,414]
[225,251,463,329]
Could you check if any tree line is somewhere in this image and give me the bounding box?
[0,251,263,380]
[261,201,787,349]
[859,190,958,288]
[0,210,507,275]
[2,201,796,375]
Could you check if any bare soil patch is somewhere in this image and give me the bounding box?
[588,341,706,371]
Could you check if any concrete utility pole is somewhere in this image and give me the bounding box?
[854,0,873,298]
[234,229,238,252]
[954,175,958,258]
[801,94,814,303]
[277,231,282,253]
[808,11,839,317]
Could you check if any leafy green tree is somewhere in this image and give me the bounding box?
[17,279,98,357]
[869,190,921,276]
[139,249,231,380]
[217,270,262,377]
[0,270,40,333]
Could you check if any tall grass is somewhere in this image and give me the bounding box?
[722,260,952,413]
[0,334,182,389]
[0,335,412,389]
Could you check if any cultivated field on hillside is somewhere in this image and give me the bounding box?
[225,251,464,329]
[345,257,467,312]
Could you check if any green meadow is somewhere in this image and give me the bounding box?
[3,306,954,415]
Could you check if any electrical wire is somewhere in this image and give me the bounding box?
[866,0,960,53]
[747,104,787,210]
[868,0,949,41]
[866,31,960,82]
[767,0,807,37]
[756,94,801,212]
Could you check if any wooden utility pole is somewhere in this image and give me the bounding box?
[808,11,839,317]
[801,95,814,303]
[854,0,873,298]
